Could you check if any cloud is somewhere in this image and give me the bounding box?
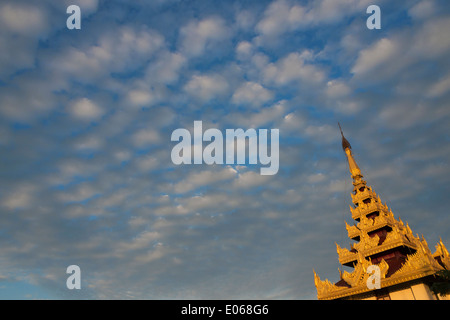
[351,15,450,84]
[351,38,400,76]
[0,3,48,35]
[326,80,351,99]
[412,17,450,59]
[1,0,449,301]
[231,81,273,108]
[427,74,450,98]
[57,182,99,203]
[64,0,99,15]
[179,17,231,57]
[408,0,438,20]
[184,74,230,102]
[263,51,325,86]
[1,184,36,210]
[173,167,237,194]
[127,90,155,107]
[68,98,104,121]
[232,171,271,189]
[235,41,254,60]
[131,128,161,147]
[145,51,186,85]
[256,0,306,37]
[226,99,287,128]
[47,25,164,83]
[135,156,159,172]
[0,2,51,79]
[73,135,103,151]
[255,0,374,40]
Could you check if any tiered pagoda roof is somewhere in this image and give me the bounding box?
[313,125,450,300]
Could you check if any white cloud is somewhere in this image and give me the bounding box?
[95,189,131,208]
[145,51,186,85]
[48,25,164,82]
[1,184,36,209]
[116,231,161,252]
[351,38,400,76]
[427,74,450,98]
[412,17,450,59]
[227,100,287,128]
[326,80,351,98]
[57,183,98,203]
[256,0,306,38]
[73,135,103,150]
[64,0,99,15]
[184,74,229,102]
[280,111,306,133]
[173,167,237,194]
[69,98,104,121]
[408,0,437,20]
[328,179,348,193]
[231,82,273,107]
[351,16,450,83]
[0,3,51,79]
[153,203,189,216]
[307,173,326,184]
[127,90,155,107]
[304,123,337,144]
[379,102,436,130]
[136,156,159,172]
[255,0,373,40]
[235,41,254,60]
[235,10,257,30]
[51,158,104,185]
[132,129,161,147]
[179,17,231,57]
[114,150,132,162]
[179,193,240,212]
[232,171,270,189]
[0,3,48,35]
[264,52,325,85]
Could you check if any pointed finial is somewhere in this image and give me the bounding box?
[338,122,344,137]
[338,122,352,151]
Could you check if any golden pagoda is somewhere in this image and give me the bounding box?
[313,125,450,300]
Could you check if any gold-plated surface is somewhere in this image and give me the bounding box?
[314,129,449,300]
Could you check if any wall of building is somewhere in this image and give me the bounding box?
[349,280,450,300]
[387,282,449,300]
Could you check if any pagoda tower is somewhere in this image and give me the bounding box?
[313,126,450,300]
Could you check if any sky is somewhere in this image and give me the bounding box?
[0,0,449,300]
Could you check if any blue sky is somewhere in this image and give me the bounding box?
[0,0,449,299]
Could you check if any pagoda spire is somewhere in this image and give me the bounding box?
[338,123,364,185]
[313,127,449,300]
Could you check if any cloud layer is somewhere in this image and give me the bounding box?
[0,0,449,299]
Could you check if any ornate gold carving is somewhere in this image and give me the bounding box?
[336,242,357,264]
[315,132,449,300]
[433,238,450,269]
[358,214,374,230]
[350,186,377,204]
[353,232,379,252]
[342,253,370,287]
[351,201,389,219]
[346,221,359,239]
[341,253,389,288]
[314,270,341,297]
[378,258,389,280]
[392,237,444,278]
[374,222,418,256]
